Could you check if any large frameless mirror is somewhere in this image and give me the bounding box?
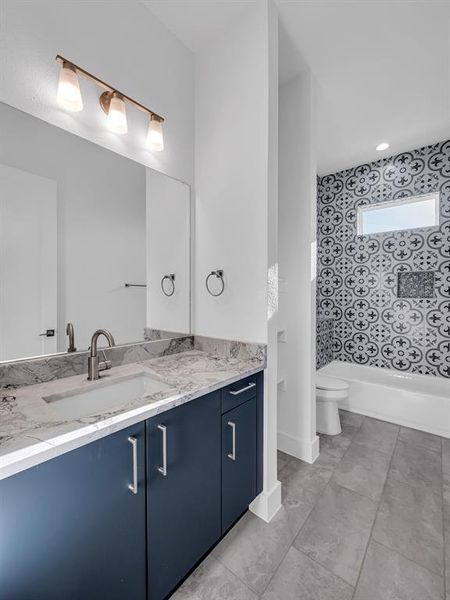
[0,101,191,362]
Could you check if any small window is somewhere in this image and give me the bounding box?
[357,192,440,236]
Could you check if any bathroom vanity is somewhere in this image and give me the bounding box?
[0,348,264,600]
[0,87,266,599]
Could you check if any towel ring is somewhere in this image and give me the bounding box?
[206,270,225,297]
[161,274,175,297]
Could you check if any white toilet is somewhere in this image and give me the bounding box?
[315,375,349,435]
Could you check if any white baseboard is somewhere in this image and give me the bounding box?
[277,430,320,464]
[249,480,282,523]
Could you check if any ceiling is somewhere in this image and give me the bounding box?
[142,1,257,52]
[143,0,450,175]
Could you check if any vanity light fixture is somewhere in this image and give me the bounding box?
[55,55,164,149]
[147,114,164,151]
[376,142,390,151]
[102,91,128,135]
[57,61,83,112]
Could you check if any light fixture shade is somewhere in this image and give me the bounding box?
[107,93,128,134]
[147,115,164,151]
[376,142,390,151]
[57,63,83,112]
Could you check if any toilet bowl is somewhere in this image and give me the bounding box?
[315,374,349,435]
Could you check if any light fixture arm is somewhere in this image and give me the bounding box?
[55,55,164,123]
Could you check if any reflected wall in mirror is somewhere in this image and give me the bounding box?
[0,102,190,362]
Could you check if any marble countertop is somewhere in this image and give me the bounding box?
[0,350,265,480]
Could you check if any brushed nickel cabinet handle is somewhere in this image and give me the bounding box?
[229,382,256,396]
[227,421,236,461]
[128,436,138,494]
[158,424,167,476]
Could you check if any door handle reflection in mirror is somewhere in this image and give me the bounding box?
[158,424,167,476]
[39,329,55,337]
[227,421,236,461]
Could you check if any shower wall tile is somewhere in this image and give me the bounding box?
[317,140,450,378]
[317,319,334,369]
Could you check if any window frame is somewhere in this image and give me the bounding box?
[356,192,440,236]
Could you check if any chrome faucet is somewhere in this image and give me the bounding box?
[87,329,116,381]
[66,322,77,353]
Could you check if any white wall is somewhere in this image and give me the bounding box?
[0,102,146,352]
[194,2,271,344]
[0,0,194,185]
[278,73,318,463]
[146,169,191,334]
[194,0,281,521]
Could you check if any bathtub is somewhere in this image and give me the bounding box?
[318,361,450,438]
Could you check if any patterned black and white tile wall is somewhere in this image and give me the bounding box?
[317,140,450,378]
[316,318,334,369]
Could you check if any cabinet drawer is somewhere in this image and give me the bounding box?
[221,374,257,413]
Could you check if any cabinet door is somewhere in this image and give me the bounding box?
[0,423,146,600]
[147,391,221,600]
[222,396,257,532]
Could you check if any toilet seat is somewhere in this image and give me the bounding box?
[316,374,349,392]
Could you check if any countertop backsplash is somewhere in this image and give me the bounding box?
[0,336,267,390]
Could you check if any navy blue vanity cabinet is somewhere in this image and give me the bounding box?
[0,423,146,600]
[221,374,259,533]
[146,391,222,600]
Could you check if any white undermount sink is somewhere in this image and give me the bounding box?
[43,373,173,420]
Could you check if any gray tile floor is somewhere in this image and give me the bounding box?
[173,411,450,600]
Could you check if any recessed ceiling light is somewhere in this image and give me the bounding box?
[376,142,390,151]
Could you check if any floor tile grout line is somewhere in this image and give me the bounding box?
[254,495,357,599]
[255,485,328,597]
[384,428,444,499]
[312,414,365,484]
[289,419,372,574]
[386,465,444,500]
[221,415,402,599]
[291,415,368,543]
[330,423,364,466]
[214,555,261,598]
[366,432,445,579]
[350,423,400,600]
[397,424,446,452]
[253,535,297,597]
[295,545,356,590]
[275,417,404,596]
[328,479,383,504]
[396,434,444,457]
[213,511,304,598]
[260,423,361,599]
[370,538,445,581]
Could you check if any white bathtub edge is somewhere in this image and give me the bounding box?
[338,400,449,439]
[319,361,450,439]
